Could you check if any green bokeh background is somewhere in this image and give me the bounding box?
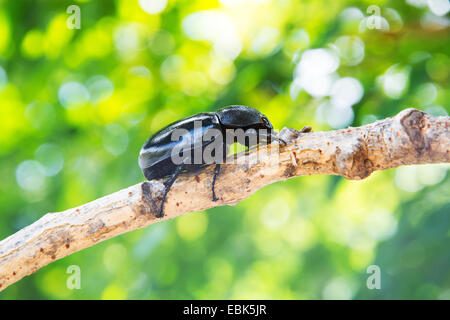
[0,0,449,299]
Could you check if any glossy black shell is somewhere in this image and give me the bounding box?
[215,105,273,129]
[139,105,273,180]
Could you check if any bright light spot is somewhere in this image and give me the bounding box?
[330,77,364,108]
[377,64,411,99]
[139,0,167,14]
[396,164,448,192]
[365,209,398,240]
[0,65,6,87]
[427,0,450,16]
[327,106,354,129]
[322,277,354,300]
[294,48,340,98]
[301,73,337,98]
[414,82,438,105]
[418,164,448,185]
[316,101,354,129]
[58,81,90,109]
[86,75,114,104]
[299,73,337,98]
[25,101,56,129]
[114,24,139,57]
[103,124,129,156]
[421,11,450,30]
[183,11,242,60]
[334,35,365,66]
[261,198,290,229]
[16,160,46,191]
[296,48,340,76]
[395,166,423,192]
[251,27,280,56]
[339,7,364,22]
[35,144,64,176]
[176,211,208,241]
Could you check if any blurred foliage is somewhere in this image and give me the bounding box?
[0,0,449,299]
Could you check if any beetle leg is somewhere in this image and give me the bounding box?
[265,132,287,146]
[270,134,287,145]
[159,163,185,218]
[211,163,221,202]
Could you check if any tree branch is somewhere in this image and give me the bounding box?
[0,108,449,291]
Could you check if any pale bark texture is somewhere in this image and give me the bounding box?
[0,108,449,291]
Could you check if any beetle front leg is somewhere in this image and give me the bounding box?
[159,163,184,218]
[268,132,287,146]
[211,163,221,202]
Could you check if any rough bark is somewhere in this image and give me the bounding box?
[0,108,448,291]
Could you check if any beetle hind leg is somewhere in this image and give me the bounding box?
[211,164,221,202]
[159,163,185,218]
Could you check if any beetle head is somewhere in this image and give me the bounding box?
[259,114,273,130]
[216,105,273,130]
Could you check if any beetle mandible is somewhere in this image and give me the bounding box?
[138,105,285,218]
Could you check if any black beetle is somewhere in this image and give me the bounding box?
[139,105,284,217]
